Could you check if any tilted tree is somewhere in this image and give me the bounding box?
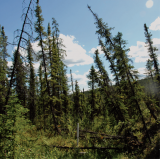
[88,5,151,145]
[144,23,160,107]
[144,23,160,84]
[93,49,125,123]
[112,31,152,143]
[5,0,34,107]
[143,59,157,97]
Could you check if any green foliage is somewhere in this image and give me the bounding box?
[1,2,160,159]
[144,23,160,84]
[0,25,9,114]
[0,94,32,158]
[27,39,36,124]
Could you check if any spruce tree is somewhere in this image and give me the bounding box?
[5,0,33,106]
[112,31,151,143]
[50,17,69,127]
[73,80,81,123]
[88,5,151,144]
[144,23,160,107]
[34,1,60,133]
[35,1,60,133]
[0,26,9,114]
[0,92,34,158]
[37,62,47,130]
[144,23,160,83]
[86,65,99,122]
[11,49,27,108]
[93,49,111,89]
[144,59,156,97]
[70,69,74,99]
[93,49,125,123]
[60,63,70,123]
[27,39,36,124]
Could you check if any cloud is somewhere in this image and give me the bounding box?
[67,68,103,93]
[75,70,79,73]
[59,34,94,67]
[149,17,160,31]
[146,0,153,8]
[31,41,41,53]
[11,33,94,70]
[128,39,160,63]
[7,61,13,68]
[137,67,148,79]
[12,46,27,57]
[12,41,41,60]
[33,62,40,74]
[66,69,91,92]
[89,46,104,54]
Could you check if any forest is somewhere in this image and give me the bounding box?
[0,0,160,158]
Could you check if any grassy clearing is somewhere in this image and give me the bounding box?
[2,126,130,159]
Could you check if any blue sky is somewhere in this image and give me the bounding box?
[1,0,160,93]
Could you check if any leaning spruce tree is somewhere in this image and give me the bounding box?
[144,23,160,107]
[144,23,160,83]
[94,49,125,124]
[88,6,152,155]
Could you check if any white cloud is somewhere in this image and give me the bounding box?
[128,39,160,63]
[89,46,104,54]
[137,67,145,74]
[66,69,91,92]
[31,41,41,53]
[146,0,153,8]
[33,62,40,74]
[13,46,27,57]
[149,17,160,31]
[12,41,41,59]
[11,34,94,70]
[59,34,94,67]
[7,61,13,68]
[75,70,79,73]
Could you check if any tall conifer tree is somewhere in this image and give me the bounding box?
[144,23,160,83]
[27,39,36,124]
[87,65,99,122]
[73,80,81,122]
[0,26,9,114]
[88,5,151,143]
[34,0,60,133]
[144,23,160,107]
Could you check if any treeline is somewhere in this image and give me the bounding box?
[0,1,160,158]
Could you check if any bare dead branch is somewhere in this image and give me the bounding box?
[48,145,121,150]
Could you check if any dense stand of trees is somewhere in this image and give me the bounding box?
[0,1,160,158]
